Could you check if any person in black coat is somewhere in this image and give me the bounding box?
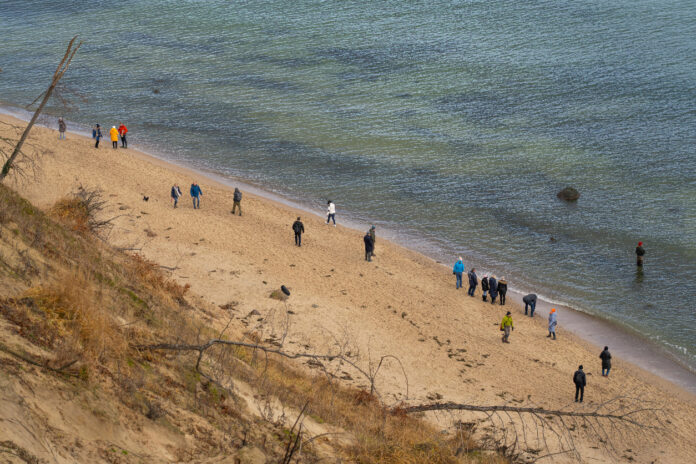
[498,277,508,305]
[467,268,478,297]
[523,293,537,316]
[481,275,489,301]
[363,231,374,262]
[573,365,586,402]
[600,347,612,377]
[292,217,305,247]
[232,188,243,216]
[488,275,498,304]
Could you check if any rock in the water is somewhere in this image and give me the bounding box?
[557,187,580,202]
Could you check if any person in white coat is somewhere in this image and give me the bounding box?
[326,200,336,226]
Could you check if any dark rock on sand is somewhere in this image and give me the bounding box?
[557,187,580,202]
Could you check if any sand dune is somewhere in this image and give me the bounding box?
[3,113,695,463]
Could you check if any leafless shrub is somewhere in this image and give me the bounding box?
[51,186,121,237]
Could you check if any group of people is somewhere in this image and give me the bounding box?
[169,182,204,209]
[453,260,508,306]
[91,122,128,149]
[572,348,612,403]
[499,308,559,346]
[452,256,616,402]
[55,117,129,149]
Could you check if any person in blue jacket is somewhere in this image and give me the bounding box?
[190,182,203,209]
[93,124,102,148]
[452,257,465,289]
[488,275,498,304]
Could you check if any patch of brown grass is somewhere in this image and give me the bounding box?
[22,272,128,367]
[123,253,190,303]
[50,197,91,234]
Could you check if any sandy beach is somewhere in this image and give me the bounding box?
[2,113,695,463]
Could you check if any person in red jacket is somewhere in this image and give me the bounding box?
[118,123,128,148]
[635,241,645,267]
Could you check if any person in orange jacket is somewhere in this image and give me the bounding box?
[118,122,128,148]
[109,126,119,149]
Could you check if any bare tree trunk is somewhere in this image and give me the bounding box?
[0,36,81,182]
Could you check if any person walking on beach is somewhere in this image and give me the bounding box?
[500,311,513,343]
[58,117,66,140]
[498,277,508,305]
[453,257,465,289]
[489,275,498,304]
[547,308,557,340]
[364,231,374,262]
[326,201,336,226]
[109,126,119,149]
[636,241,645,267]
[231,188,242,216]
[481,274,489,301]
[190,182,202,209]
[118,122,128,148]
[292,217,305,247]
[573,365,586,403]
[369,226,376,257]
[467,268,478,297]
[170,184,182,208]
[600,346,612,377]
[93,124,102,148]
[523,293,537,317]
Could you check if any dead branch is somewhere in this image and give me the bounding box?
[138,339,378,393]
[0,343,79,377]
[137,338,409,404]
[1,36,82,182]
[282,402,308,464]
[400,399,666,462]
[400,402,659,427]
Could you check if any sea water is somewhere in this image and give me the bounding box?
[1,1,694,372]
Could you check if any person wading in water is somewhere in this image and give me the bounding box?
[636,241,645,267]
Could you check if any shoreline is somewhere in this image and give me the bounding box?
[4,110,696,461]
[3,105,694,396]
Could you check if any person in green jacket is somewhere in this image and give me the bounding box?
[500,311,514,343]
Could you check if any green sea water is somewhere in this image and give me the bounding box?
[1,1,694,371]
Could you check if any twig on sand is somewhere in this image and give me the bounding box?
[0,343,78,377]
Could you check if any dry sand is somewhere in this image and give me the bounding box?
[2,113,695,463]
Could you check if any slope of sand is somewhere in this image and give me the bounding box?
[3,114,695,463]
